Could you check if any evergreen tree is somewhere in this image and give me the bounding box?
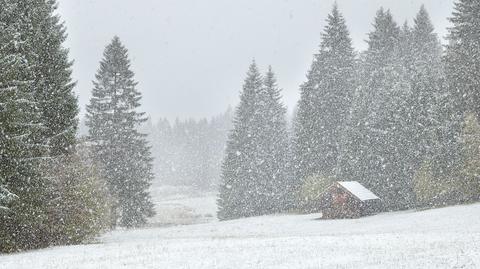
[218,61,264,220]
[445,0,480,117]
[408,6,458,181]
[410,6,444,155]
[256,67,290,213]
[440,0,480,182]
[0,0,52,252]
[340,8,415,210]
[23,0,78,155]
[293,4,356,192]
[399,21,413,62]
[86,37,155,227]
[218,62,290,219]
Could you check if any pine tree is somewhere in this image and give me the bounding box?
[340,8,415,210]
[409,6,445,159]
[445,0,480,117]
[399,21,413,65]
[22,0,78,156]
[86,36,155,228]
[407,6,461,184]
[218,61,264,220]
[0,0,52,252]
[218,62,290,219]
[293,4,356,193]
[440,0,480,183]
[256,66,289,213]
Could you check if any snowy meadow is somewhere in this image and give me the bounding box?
[1,0,480,268]
[2,197,479,268]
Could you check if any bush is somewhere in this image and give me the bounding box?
[47,144,112,245]
[415,113,480,208]
[456,113,480,203]
[413,161,450,207]
[298,175,335,213]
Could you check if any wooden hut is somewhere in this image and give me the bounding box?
[319,181,382,219]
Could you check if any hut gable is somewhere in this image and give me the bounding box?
[320,181,382,219]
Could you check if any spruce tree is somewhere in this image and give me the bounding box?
[86,36,155,227]
[340,8,415,210]
[218,61,264,220]
[293,4,356,193]
[23,0,78,156]
[257,67,290,213]
[0,0,52,252]
[408,6,456,178]
[445,0,480,117]
[218,62,291,219]
[441,0,480,182]
[399,21,412,59]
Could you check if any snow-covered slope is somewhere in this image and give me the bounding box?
[2,203,479,269]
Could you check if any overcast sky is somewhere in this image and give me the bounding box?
[57,0,455,121]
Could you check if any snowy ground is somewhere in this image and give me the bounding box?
[1,188,480,269]
[147,185,217,226]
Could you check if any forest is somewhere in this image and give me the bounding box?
[217,3,480,220]
[0,0,478,264]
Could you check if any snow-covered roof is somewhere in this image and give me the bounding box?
[337,181,380,201]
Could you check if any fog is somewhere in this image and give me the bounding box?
[57,0,454,121]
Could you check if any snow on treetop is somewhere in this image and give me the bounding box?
[338,181,380,201]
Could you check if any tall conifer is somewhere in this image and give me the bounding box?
[445,0,480,117]
[293,4,356,193]
[23,0,78,155]
[340,9,416,210]
[256,67,290,213]
[408,6,455,177]
[86,37,155,227]
[0,0,52,252]
[217,62,264,220]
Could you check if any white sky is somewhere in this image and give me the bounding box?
[57,0,455,121]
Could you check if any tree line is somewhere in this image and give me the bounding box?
[0,1,154,252]
[218,1,480,220]
[142,109,233,190]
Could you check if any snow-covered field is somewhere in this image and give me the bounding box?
[1,188,479,269]
[147,185,217,226]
